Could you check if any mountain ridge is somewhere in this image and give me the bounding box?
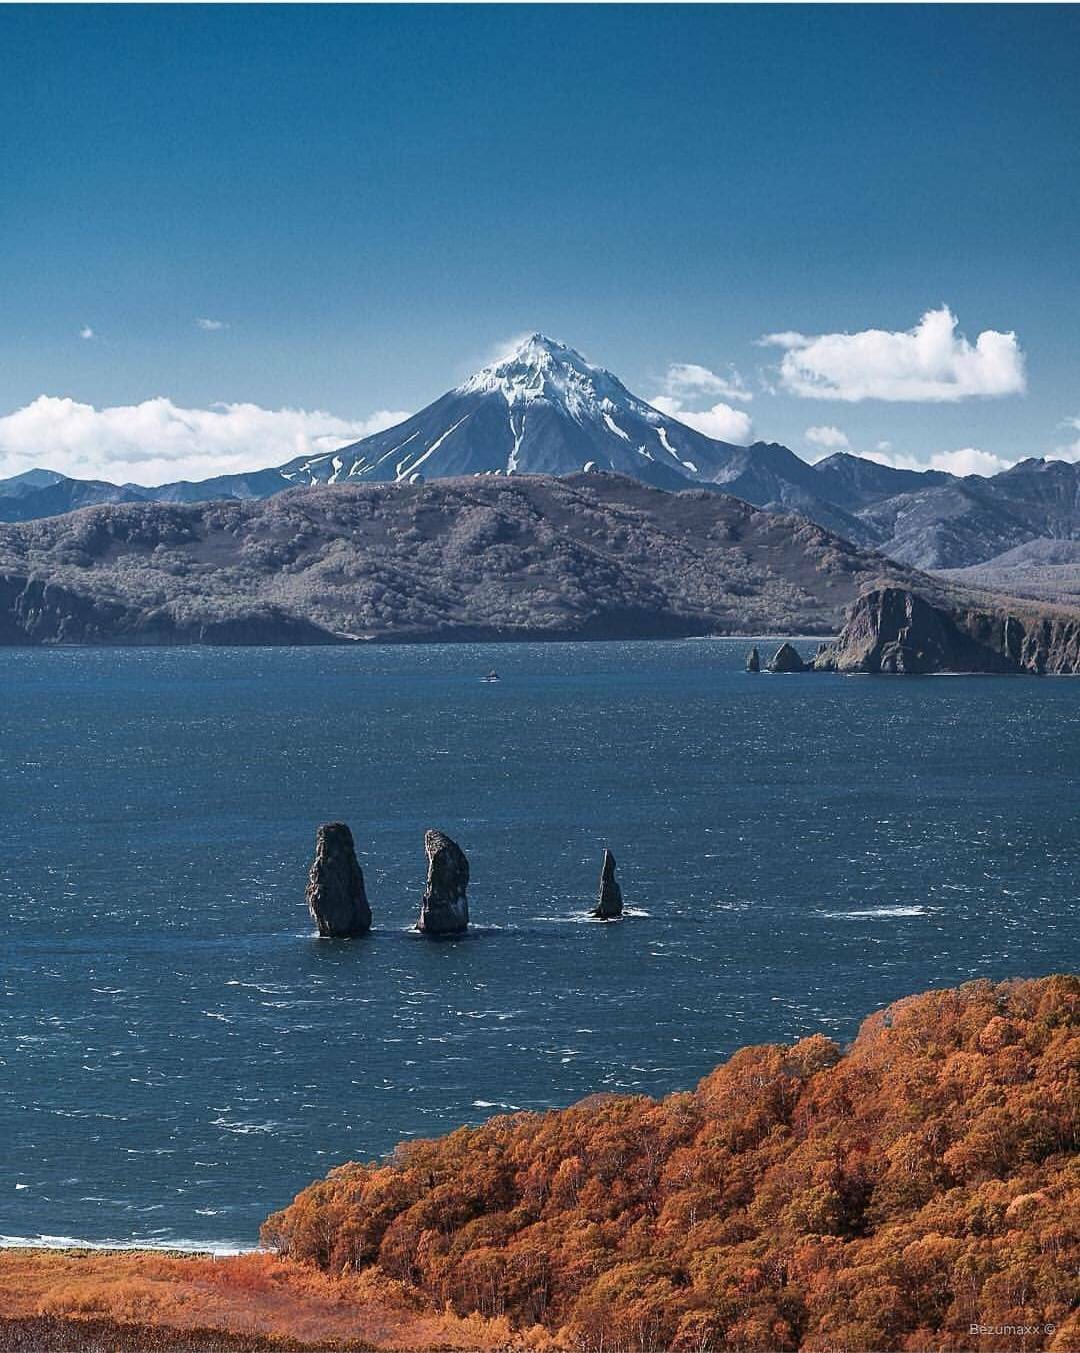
[0,472,907,645]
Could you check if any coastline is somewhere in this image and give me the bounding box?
[0,628,842,650]
[0,1237,256,1257]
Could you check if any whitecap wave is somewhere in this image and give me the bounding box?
[209,1117,280,1135]
[532,908,649,923]
[821,905,930,919]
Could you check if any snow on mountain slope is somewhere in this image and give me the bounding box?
[276,334,749,491]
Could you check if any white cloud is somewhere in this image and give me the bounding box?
[759,306,1026,402]
[855,449,922,471]
[1056,416,1080,463]
[928,447,1015,477]
[754,331,804,351]
[804,425,849,451]
[195,317,228,332]
[650,357,754,443]
[861,445,1014,478]
[0,396,410,486]
[79,326,96,341]
[649,393,753,445]
[662,362,752,403]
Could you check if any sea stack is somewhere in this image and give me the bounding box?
[417,829,470,935]
[746,646,760,673]
[592,849,623,919]
[768,642,807,673]
[305,822,372,937]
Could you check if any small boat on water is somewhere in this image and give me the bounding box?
[481,670,500,683]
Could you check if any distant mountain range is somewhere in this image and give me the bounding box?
[3,334,1080,576]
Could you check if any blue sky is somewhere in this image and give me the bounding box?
[1,4,1078,483]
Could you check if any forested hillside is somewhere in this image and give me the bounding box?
[264,976,1079,1352]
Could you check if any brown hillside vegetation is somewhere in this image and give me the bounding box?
[264,976,1079,1352]
[0,474,900,644]
[0,1250,515,1352]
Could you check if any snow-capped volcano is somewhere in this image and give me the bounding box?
[276,334,750,491]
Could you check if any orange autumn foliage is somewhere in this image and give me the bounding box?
[263,976,1079,1352]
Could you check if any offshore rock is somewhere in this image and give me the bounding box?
[306,822,372,937]
[592,849,623,919]
[746,646,760,672]
[768,642,807,673]
[417,829,470,935]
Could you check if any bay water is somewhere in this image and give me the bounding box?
[1,641,1075,1248]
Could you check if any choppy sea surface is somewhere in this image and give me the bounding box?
[1,640,1077,1250]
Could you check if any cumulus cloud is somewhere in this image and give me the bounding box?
[759,307,1026,402]
[927,447,1016,477]
[195,317,228,331]
[0,396,410,486]
[79,326,96,340]
[649,357,754,442]
[1056,416,1080,462]
[662,362,752,403]
[861,445,1014,478]
[649,394,753,445]
[804,425,849,451]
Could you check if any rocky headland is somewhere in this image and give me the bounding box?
[815,582,1080,674]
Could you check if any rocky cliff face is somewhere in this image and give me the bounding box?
[417,830,470,935]
[816,584,1080,674]
[305,822,372,937]
[0,571,340,645]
